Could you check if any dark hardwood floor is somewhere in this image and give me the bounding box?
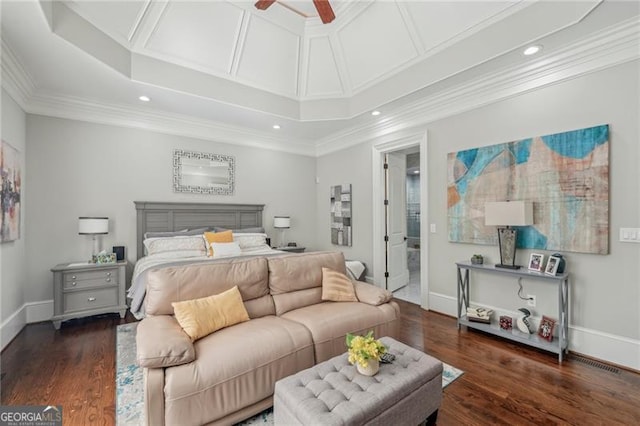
[2,300,639,425]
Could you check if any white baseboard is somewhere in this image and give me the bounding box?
[1,305,26,351]
[1,300,54,351]
[427,292,640,371]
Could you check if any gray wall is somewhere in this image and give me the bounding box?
[25,115,317,303]
[316,61,640,366]
[1,89,26,325]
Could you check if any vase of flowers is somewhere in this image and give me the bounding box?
[346,331,386,376]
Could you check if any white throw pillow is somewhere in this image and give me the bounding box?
[232,233,268,249]
[144,235,207,256]
[211,241,242,258]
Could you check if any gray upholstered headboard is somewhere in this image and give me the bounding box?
[134,201,264,260]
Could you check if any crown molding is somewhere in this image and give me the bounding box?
[1,39,36,109]
[26,91,317,157]
[315,17,640,156]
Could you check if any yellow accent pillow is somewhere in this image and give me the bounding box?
[321,267,359,302]
[203,230,233,257]
[172,286,250,341]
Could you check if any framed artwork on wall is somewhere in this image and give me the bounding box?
[173,149,235,195]
[330,184,352,246]
[1,139,21,242]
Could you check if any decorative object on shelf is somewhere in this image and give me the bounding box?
[499,316,513,330]
[112,246,125,261]
[528,253,545,272]
[1,139,21,243]
[346,331,386,376]
[545,255,561,276]
[466,306,493,324]
[551,253,566,273]
[470,254,484,265]
[538,316,556,341]
[516,308,534,334]
[330,184,352,246]
[273,216,290,248]
[485,201,533,269]
[79,217,108,262]
[173,149,235,195]
[93,251,116,264]
[447,125,609,255]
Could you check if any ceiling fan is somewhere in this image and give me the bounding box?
[255,0,336,24]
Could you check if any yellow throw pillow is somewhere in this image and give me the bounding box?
[203,230,233,257]
[321,267,359,302]
[172,286,250,341]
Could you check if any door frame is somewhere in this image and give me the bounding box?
[372,131,430,309]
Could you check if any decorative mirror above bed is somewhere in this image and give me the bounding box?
[173,149,235,195]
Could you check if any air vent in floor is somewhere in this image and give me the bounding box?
[571,354,620,374]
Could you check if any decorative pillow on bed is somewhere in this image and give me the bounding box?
[144,227,209,240]
[144,235,207,257]
[172,286,250,342]
[203,230,234,256]
[214,226,265,234]
[321,267,358,302]
[211,242,242,258]
[232,233,268,249]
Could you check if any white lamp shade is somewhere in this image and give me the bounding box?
[78,217,109,234]
[273,216,290,229]
[485,201,533,226]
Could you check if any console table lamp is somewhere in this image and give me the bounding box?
[273,216,290,248]
[485,201,533,269]
[78,217,109,261]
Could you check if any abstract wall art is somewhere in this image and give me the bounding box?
[447,124,609,254]
[1,139,21,242]
[330,184,352,246]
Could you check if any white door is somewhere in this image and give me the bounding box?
[386,153,409,291]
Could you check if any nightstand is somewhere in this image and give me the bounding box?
[51,261,128,329]
[276,246,306,253]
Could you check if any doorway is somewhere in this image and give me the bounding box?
[371,132,429,309]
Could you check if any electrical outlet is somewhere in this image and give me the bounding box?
[527,295,536,307]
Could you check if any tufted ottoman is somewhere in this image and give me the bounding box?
[273,337,443,425]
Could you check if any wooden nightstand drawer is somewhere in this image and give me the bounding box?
[64,287,118,313]
[63,269,118,290]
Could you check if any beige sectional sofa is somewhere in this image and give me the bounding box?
[136,251,400,426]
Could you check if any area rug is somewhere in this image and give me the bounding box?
[116,323,463,425]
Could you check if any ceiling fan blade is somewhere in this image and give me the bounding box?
[255,0,276,11]
[313,0,335,24]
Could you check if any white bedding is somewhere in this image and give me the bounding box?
[128,244,283,319]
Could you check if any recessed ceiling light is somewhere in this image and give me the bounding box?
[272,124,281,130]
[523,45,542,56]
[371,110,381,116]
[413,170,420,174]
[138,95,151,102]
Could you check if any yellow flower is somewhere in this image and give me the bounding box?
[346,331,387,368]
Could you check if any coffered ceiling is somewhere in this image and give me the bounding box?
[2,1,639,155]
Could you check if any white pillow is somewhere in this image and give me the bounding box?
[144,235,207,256]
[211,241,242,258]
[232,233,268,250]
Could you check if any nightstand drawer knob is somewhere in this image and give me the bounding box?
[88,297,96,302]
[106,278,111,283]
[71,275,76,279]
[71,282,77,286]
[106,272,112,276]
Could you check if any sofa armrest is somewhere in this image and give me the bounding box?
[353,281,393,306]
[136,315,195,368]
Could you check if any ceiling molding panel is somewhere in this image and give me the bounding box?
[1,39,36,109]
[130,1,169,50]
[143,1,244,76]
[65,0,151,46]
[303,36,344,98]
[236,16,301,97]
[336,1,419,92]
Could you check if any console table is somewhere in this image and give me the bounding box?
[456,261,569,362]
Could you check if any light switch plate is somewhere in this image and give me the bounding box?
[619,228,640,243]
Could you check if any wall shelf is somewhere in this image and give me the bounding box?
[456,261,569,362]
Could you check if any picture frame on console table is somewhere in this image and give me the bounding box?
[528,253,545,272]
[538,316,556,341]
[545,255,561,276]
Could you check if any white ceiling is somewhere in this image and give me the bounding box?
[1,1,639,156]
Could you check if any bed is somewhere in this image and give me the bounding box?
[128,201,284,319]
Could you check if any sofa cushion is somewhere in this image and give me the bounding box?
[163,316,315,426]
[268,251,347,315]
[145,257,274,318]
[321,267,358,302]
[281,301,400,363]
[353,281,393,306]
[136,316,195,368]
[172,286,250,341]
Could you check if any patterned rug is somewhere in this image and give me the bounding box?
[116,323,464,425]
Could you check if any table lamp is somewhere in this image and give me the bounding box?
[273,216,290,248]
[79,217,109,262]
[484,201,533,269]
